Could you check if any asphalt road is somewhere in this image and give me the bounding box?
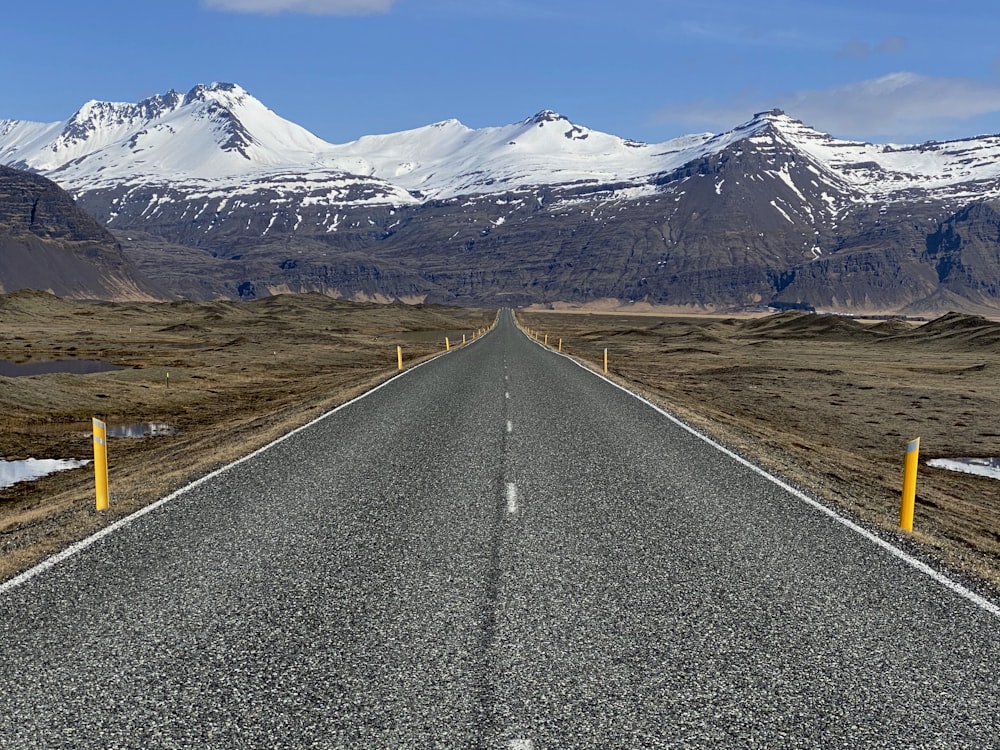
[1,310,999,749]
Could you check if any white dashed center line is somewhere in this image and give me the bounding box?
[506,420,513,433]
[505,482,518,514]
[508,740,534,750]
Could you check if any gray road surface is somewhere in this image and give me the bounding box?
[1,310,998,749]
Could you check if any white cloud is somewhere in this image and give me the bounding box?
[654,72,1000,142]
[202,0,398,15]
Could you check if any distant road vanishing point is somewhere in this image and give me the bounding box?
[1,310,998,748]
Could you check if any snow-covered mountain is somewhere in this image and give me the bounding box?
[317,110,720,200]
[1,84,334,177]
[2,83,1000,313]
[5,84,1000,208]
[0,83,725,210]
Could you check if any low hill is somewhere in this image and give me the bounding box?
[0,165,159,300]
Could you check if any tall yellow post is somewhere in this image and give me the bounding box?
[445,337,451,351]
[558,338,562,352]
[397,345,403,370]
[900,437,920,532]
[93,418,109,511]
[463,334,467,345]
[544,334,548,345]
[603,348,608,374]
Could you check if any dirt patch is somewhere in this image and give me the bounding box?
[0,291,494,582]
[517,309,1000,596]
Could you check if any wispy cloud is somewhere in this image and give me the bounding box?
[679,19,814,51]
[837,35,907,60]
[654,72,1000,142]
[878,36,907,55]
[202,0,398,15]
[838,39,871,60]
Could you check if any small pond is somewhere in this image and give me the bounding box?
[107,422,177,438]
[0,359,126,377]
[0,458,90,491]
[927,457,1000,481]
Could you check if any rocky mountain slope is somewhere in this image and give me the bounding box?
[2,83,999,312]
[0,165,157,300]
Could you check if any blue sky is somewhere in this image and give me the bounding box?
[2,0,999,144]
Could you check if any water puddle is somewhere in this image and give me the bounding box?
[15,421,177,439]
[927,457,1000,481]
[107,422,177,438]
[0,458,90,491]
[0,359,126,377]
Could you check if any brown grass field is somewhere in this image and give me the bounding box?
[518,309,1000,596]
[2,292,1000,600]
[0,291,494,582]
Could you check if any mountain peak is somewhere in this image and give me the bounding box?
[753,108,786,120]
[527,110,569,126]
[183,82,250,107]
[742,108,802,134]
[727,108,830,144]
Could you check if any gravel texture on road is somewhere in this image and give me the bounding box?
[1,311,998,748]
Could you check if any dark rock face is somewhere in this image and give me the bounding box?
[925,202,1000,300]
[0,165,110,242]
[0,166,158,299]
[55,131,1000,312]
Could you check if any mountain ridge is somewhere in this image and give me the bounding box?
[2,83,999,313]
[7,84,1000,207]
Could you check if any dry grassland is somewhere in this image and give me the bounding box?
[518,309,1000,596]
[4,292,999,599]
[0,291,494,582]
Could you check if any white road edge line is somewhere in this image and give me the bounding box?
[520,323,1000,619]
[0,331,493,596]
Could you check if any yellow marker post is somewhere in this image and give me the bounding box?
[397,345,403,370]
[558,338,562,352]
[445,337,451,351]
[603,348,609,374]
[900,437,920,532]
[463,334,467,345]
[93,418,109,511]
[544,334,549,346]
